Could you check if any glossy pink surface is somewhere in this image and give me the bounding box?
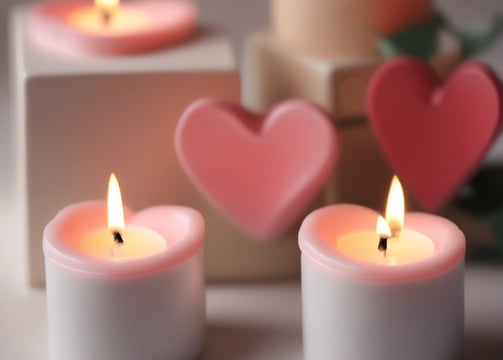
[28,0,197,57]
[367,58,503,211]
[299,204,465,282]
[43,201,205,278]
[176,99,338,240]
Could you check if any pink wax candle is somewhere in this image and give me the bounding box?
[43,174,205,360]
[299,176,465,360]
[28,0,197,57]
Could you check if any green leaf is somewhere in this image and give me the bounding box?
[377,15,444,60]
[456,15,503,57]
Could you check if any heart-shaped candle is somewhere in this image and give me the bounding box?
[43,173,205,360]
[298,177,465,360]
[367,58,503,211]
[29,0,197,57]
[176,99,338,240]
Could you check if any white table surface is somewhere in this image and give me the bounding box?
[1,0,503,359]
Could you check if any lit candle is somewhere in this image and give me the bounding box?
[43,173,206,360]
[76,174,167,260]
[336,177,435,265]
[299,176,465,360]
[28,0,197,57]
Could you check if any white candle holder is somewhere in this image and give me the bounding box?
[46,255,205,360]
[44,202,206,360]
[299,204,465,360]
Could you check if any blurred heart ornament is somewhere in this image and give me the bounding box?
[367,58,503,211]
[176,99,338,240]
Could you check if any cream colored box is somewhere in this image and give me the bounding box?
[244,31,462,120]
[271,0,434,59]
[11,6,302,287]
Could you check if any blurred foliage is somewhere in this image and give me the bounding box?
[378,14,444,60]
[378,12,503,60]
[455,166,503,262]
[455,15,503,57]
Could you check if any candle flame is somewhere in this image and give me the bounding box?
[95,0,119,24]
[376,215,391,238]
[385,175,404,236]
[107,173,124,232]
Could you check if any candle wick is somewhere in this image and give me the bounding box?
[113,231,124,244]
[100,10,112,27]
[378,236,388,256]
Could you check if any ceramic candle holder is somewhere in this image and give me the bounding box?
[299,204,465,360]
[44,202,206,360]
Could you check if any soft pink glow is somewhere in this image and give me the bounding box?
[28,0,197,57]
[299,204,465,282]
[43,201,204,278]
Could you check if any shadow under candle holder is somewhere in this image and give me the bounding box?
[202,322,302,360]
[463,331,503,360]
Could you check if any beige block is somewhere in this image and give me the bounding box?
[272,0,433,58]
[244,31,462,121]
[11,6,300,286]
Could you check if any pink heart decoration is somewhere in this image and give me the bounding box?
[176,99,338,240]
[367,58,503,211]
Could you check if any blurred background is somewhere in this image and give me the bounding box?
[0,0,271,196]
[1,1,503,359]
[1,0,503,197]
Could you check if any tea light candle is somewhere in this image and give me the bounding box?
[28,0,197,57]
[43,174,206,360]
[299,177,465,360]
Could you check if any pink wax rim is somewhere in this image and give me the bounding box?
[43,201,205,278]
[299,204,466,282]
[28,0,198,57]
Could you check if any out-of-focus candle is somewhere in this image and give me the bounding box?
[43,173,206,360]
[69,5,149,33]
[28,0,197,57]
[299,176,465,360]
